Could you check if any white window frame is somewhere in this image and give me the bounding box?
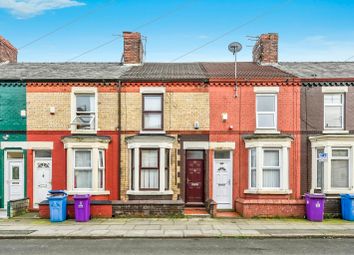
[73,149,93,191]
[64,141,109,195]
[261,148,281,189]
[310,135,354,194]
[70,87,98,134]
[323,93,344,130]
[256,94,278,130]
[245,138,292,194]
[98,150,105,190]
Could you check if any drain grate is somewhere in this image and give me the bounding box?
[0,230,36,235]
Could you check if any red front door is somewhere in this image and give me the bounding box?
[186,151,204,204]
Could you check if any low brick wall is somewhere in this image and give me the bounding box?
[113,200,184,217]
[39,200,112,219]
[324,196,341,217]
[236,198,305,218]
[8,198,29,218]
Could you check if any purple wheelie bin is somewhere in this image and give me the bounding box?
[74,194,91,222]
[305,193,325,222]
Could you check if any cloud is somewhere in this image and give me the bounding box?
[0,0,85,19]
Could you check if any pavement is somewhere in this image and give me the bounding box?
[1,217,354,239]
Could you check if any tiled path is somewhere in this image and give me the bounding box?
[1,218,354,238]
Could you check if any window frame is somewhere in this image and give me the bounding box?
[98,149,105,190]
[71,87,98,134]
[165,149,170,191]
[261,148,281,189]
[249,148,257,188]
[142,93,164,131]
[139,148,160,191]
[256,94,277,130]
[330,147,350,189]
[73,149,93,191]
[323,93,344,130]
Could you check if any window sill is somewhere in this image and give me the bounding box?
[127,190,173,196]
[70,130,98,135]
[139,130,166,135]
[322,130,349,134]
[254,129,280,134]
[244,189,292,195]
[66,190,110,195]
[322,189,354,195]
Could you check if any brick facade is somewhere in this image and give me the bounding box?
[252,33,278,65]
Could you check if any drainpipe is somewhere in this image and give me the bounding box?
[117,80,122,200]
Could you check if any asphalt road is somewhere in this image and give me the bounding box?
[0,238,353,255]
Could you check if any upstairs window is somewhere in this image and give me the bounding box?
[143,94,163,130]
[74,94,96,130]
[324,94,344,129]
[256,94,277,129]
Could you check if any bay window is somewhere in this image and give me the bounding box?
[127,135,174,194]
[245,136,292,193]
[324,94,344,130]
[310,135,354,193]
[63,136,110,194]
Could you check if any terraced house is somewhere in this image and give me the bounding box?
[1,31,353,219]
[279,62,354,216]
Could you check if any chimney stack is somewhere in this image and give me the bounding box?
[123,32,143,65]
[252,33,278,65]
[0,35,17,63]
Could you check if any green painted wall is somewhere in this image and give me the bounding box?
[0,82,26,208]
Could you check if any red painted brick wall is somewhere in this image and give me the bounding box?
[209,82,302,216]
[27,131,119,209]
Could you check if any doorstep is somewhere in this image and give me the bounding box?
[0,209,7,219]
[184,207,210,218]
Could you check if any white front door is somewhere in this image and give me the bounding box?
[213,151,233,209]
[8,160,24,201]
[34,158,52,208]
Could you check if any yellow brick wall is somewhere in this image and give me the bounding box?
[120,134,181,201]
[121,92,209,131]
[27,92,118,131]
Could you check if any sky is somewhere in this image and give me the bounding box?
[1,0,354,63]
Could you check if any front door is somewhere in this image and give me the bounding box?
[213,151,232,209]
[8,160,24,201]
[34,151,52,208]
[186,150,204,204]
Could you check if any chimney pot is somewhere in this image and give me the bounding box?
[0,35,17,63]
[123,31,143,65]
[252,33,278,65]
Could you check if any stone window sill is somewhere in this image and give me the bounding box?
[244,189,292,195]
[322,130,349,134]
[127,190,173,196]
[254,129,280,134]
[66,190,110,195]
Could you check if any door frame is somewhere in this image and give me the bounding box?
[33,151,52,208]
[4,150,25,205]
[185,150,205,205]
[213,150,233,209]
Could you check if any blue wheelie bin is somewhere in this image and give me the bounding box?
[340,194,354,221]
[48,190,67,222]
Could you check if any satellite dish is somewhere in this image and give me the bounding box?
[228,42,242,54]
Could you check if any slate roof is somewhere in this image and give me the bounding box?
[120,62,207,81]
[278,62,354,79]
[0,62,131,80]
[201,62,294,79]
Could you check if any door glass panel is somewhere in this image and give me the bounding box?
[12,166,20,180]
[7,152,23,159]
[35,150,52,158]
[214,151,230,159]
[187,151,204,159]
